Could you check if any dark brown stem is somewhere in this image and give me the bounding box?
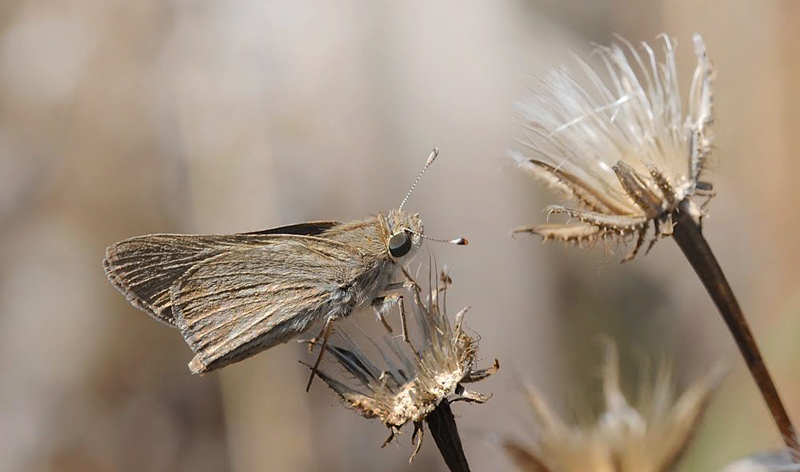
[426,401,471,472]
[672,206,799,459]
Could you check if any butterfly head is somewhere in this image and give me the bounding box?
[385,209,424,260]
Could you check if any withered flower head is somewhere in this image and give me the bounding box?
[312,269,498,462]
[512,34,715,261]
[720,450,800,472]
[503,341,721,472]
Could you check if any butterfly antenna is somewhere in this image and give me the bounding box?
[408,229,468,246]
[398,147,439,211]
[306,317,334,392]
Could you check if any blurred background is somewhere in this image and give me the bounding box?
[1,0,799,471]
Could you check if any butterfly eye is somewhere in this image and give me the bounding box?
[388,231,412,258]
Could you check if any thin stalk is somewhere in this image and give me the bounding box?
[672,205,799,458]
[426,401,471,472]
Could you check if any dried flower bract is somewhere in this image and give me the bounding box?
[311,268,498,462]
[513,34,715,261]
[503,341,721,472]
[720,450,800,472]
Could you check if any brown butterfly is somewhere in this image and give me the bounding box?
[103,149,466,380]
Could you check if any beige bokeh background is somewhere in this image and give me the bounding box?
[1,1,798,471]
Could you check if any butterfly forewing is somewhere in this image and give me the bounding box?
[102,223,341,325]
[169,235,388,373]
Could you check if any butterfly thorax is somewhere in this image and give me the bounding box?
[316,209,424,266]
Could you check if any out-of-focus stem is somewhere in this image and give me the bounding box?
[672,205,799,459]
[426,401,471,472]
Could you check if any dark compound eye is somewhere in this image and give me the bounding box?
[388,231,412,258]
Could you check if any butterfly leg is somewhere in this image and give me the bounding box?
[392,264,424,346]
[305,317,334,393]
[371,293,412,345]
[371,294,400,333]
[397,295,412,345]
[382,281,407,291]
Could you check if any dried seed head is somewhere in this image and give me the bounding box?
[311,268,498,460]
[719,450,800,472]
[503,341,721,472]
[513,34,715,261]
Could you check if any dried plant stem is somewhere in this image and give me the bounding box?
[426,401,471,472]
[672,206,800,459]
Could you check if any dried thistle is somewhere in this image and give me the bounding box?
[310,268,498,469]
[720,450,800,472]
[512,34,713,261]
[512,34,800,457]
[503,341,721,472]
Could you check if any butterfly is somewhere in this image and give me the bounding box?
[103,149,466,382]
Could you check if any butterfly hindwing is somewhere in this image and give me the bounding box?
[168,235,382,374]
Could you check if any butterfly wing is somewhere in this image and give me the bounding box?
[244,221,338,236]
[102,222,339,325]
[169,236,387,374]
